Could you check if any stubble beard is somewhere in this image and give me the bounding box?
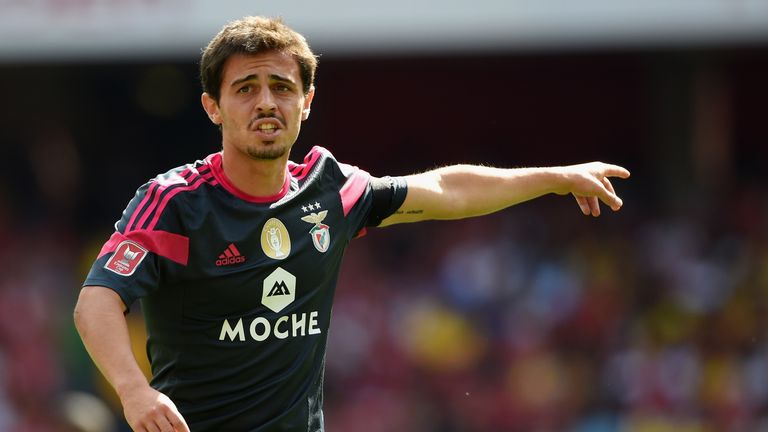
[246,142,288,160]
[244,114,292,160]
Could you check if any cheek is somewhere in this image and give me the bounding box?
[288,101,306,122]
[219,103,247,124]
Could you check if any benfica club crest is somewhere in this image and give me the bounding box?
[301,210,331,253]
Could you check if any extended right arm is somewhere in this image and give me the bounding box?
[74,286,189,432]
[379,162,629,226]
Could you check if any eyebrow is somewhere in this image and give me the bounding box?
[230,74,296,88]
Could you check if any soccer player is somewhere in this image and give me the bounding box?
[74,16,630,432]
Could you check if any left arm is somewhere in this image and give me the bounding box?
[378,162,630,227]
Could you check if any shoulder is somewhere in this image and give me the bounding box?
[153,156,217,188]
[288,146,334,180]
[119,155,218,232]
[288,146,367,182]
[142,157,218,209]
[287,147,372,217]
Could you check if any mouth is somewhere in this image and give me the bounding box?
[250,118,284,138]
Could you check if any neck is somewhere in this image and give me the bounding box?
[220,148,288,198]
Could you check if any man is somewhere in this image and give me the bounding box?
[74,16,630,432]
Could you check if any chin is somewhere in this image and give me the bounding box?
[246,143,289,161]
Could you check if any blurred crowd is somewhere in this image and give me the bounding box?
[324,189,768,432]
[1,176,768,431]
[0,49,766,431]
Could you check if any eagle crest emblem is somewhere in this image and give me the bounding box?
[301,210,331,253]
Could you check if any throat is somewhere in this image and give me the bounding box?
[221,150,288,198]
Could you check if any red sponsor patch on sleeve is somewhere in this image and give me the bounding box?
[104,240,148,276]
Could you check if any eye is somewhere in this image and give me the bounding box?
[237,85,251,94]
[275,84,292,92]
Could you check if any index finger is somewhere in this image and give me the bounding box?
[601,164,630,179]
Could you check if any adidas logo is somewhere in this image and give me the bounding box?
[216,243,246,267]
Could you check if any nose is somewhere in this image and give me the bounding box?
[256,86,277,114]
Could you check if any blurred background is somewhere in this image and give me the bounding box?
[1,1,768,431]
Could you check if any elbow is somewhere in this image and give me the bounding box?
[445,194,470,219]
[73,286,126,331]
[434,172,471,219]
[73,287,104,334]
[73,291,88,334]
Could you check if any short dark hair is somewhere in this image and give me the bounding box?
[200,16,318,101]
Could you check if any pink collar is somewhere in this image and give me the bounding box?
[206,152,291,203]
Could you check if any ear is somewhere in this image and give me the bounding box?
[301,86,316,121]
[201,92,222,125]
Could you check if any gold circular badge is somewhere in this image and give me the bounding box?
[261,218,291,260]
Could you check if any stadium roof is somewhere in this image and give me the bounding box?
[2,0,767,62]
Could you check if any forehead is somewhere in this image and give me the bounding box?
[221,51,301,84]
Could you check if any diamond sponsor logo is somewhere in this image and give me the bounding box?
[261,267,296,313]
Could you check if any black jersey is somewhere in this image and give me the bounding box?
[83,146,406,431]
